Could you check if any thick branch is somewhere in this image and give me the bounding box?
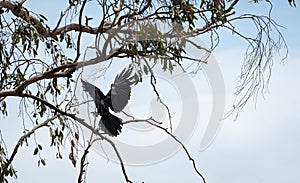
[0,0,110,38]
[0,49,121,98]
[0,0,53,38]
[78,143,91,183]
[0,68,74,97]
[225,0,239,13]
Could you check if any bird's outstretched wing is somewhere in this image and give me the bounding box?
[81,79,105,109]
[108,65,135,112]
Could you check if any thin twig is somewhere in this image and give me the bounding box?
[0,115,58,180]
[146,121,206,183]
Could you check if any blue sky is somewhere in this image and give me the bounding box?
[1,1,300,183]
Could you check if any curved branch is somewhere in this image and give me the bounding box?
[0,68,74,97]
[74,0,88,62]
[1,93,133,182]
[102,137,133,183]
[77,143,91,183]
[123,116,206,183]
[0,115,58,181]
[0,48,122,98]
[117,0,152,24]
[0,0,110,39]
[0,0,55,38]
[145,121,206,183]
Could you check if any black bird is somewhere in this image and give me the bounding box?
[81,66,134,136]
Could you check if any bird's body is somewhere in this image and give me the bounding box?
[81,66,134,136]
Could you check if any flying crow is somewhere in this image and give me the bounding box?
[81,66,134,136]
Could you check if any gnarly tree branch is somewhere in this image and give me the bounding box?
[0,48,122,98]
[0,0,113,39]
[77,143,91,183]
[0,0,233,40]
[117,0,152,24]
[112,0,124,25]
[0,0,54,38]
[0,68,73,97]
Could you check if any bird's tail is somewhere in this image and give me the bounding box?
[99,112,123,136]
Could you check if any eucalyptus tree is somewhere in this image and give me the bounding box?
[0,0,296,182]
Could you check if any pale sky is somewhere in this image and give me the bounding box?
[1,1,300,183]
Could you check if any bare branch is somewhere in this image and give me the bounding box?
[52,1,78,33]
[102,137,133,183]
[145,61,173,132]
[77,143,91,183]
[74,0,88,62]
[123,118,206,183]
[145,121,206,183]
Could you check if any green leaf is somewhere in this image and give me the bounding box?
[162,59,168,71]
[39,103,46,117]
[169,60,174,73]
[38,144,43,150]
[38,159,46,166]
[41,159,46,166]
[143,65,148,75]
[33,147,39,155]
[134,74,140,84]
[39,14,48,21]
